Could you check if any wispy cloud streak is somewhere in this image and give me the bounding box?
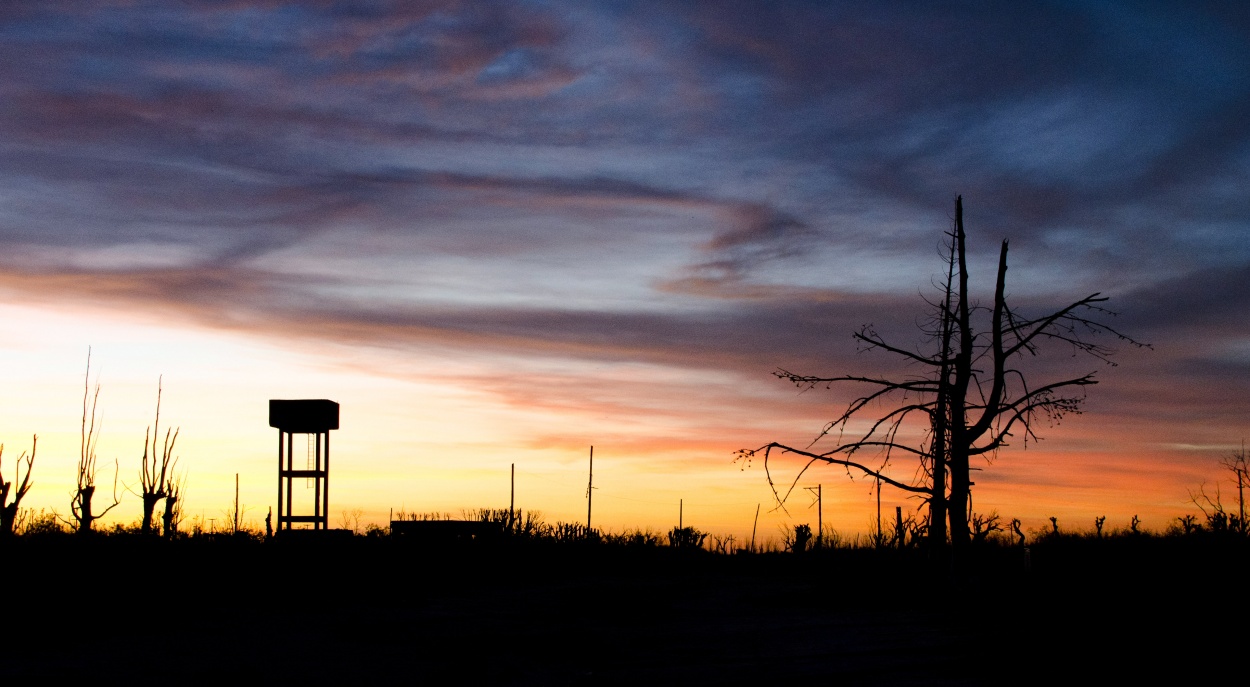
[0,1,1247,521]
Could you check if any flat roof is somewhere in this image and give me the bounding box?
[269,399,339,433]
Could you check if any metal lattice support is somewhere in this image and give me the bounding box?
[269,399,339,531]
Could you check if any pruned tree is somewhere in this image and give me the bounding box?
[70,349,120,534]
[134,376,179,536]
[1010,518,1025,546]
[739,197,1145,561]
[0,436,37,537]
[161,471,185,539]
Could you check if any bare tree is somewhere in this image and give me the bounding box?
[1219,442,1247,534]
[1191,482,1231,532]
[1186,442,1248,535]
[0,436,36,537]
[339,508,364,535]
[739,197,1144,561]
[135,376,179,536]
[1010,518,1025,546]
[70,349,120,534]
[970,510,1002,544]
[161,471,185,539]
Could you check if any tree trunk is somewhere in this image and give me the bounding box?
[928,206,961,555]
[0,503,16,536]
[77,485,95,534]
[141,493,161,535]
[947,197,973,557]
[162,496,178,538]
[948,202,1012,561]
[0,481,11,536]
[929,401,948,551]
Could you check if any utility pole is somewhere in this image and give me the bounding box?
[510,462,516,532]
[585,446,594,530]
[804,484,822,548]
[751,503,760,553]
[679,498,683,530]
[876,475,882,547]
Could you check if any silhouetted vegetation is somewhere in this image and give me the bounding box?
[133,376,180,536]
[666,525,707,549]
[1190,442,1249,535]
[161,472,185,539]
[2,318,1233,684]
[0,436,36,537]
[3,506,1244,683]
[70,350,120,533]
[739,197,1147,566]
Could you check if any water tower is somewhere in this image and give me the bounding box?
[269,399,339,531]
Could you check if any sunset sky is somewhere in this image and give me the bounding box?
[1,2,1247,542]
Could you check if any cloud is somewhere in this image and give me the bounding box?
[662,203,821,295]
[0,1,1247,523]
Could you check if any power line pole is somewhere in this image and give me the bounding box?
[510,462,516,533]
[751,503,760,553]
[585,446,594,530]
[804,484,822,548]
[679,498,683,530]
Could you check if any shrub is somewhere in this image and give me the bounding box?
[667,526,707,550]
[603,528,662,548]
[552,522,599,544]
[19,508,66,537]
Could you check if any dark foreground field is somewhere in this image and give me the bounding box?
[11,535,1246,685]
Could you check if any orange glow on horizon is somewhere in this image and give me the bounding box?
[0,299,1232,546]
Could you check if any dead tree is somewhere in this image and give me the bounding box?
[70,349,120,534]
[1218,442,1247,534]
[0,436,36,537]
[1191,482,1231,533]
[1010,518,1025,546]
[739,197,1145,560]
[161,471,185,539]
[136,376,178,536]
[970,510,1002,544]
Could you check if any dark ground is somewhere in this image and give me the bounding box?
[10,535,1245,684]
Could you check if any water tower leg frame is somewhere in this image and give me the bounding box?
[276,429,330,531]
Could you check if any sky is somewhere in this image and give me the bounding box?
[1,1,1248,542]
